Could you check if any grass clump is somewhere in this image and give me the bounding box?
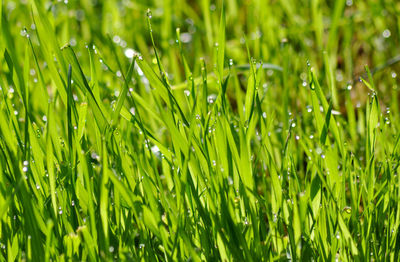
[1,0,400,261]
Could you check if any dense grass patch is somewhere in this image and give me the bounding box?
[1,0,400,261]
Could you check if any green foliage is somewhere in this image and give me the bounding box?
[0,0,400,261]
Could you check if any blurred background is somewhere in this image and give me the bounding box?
[5,0,400,100]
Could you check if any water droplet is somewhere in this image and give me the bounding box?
[181,32,192,43]
[151,145,160,156]
[71,200,75,206]
[207,94,217,104]
[36,184,40,190]
[262,112,267,119]
[212,160,216,166]
[109,246,114,253]
[69,38,77,46]
[146,9,152,19]
[347,84,353,90]
[124,48,135,59]
[113,35,121,44]
[184,90,190,96]
[391,72,397,78]
[383,29,391,38]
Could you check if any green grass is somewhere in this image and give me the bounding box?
[1,0,400,261]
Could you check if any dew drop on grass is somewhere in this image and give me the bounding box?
[124,48,135,59]
[184,90,190,96]
[113,35,121,44]
[273,213,277,223]
[262,112,267,119]
[207,94,216,104]
[69,38,77,46]
[212,160,216,166]
[146,9,152,19]
[109,246,114,253]
[316,147,322,155]
[71,200,75,206]
[382,29,391,38]
[36,185,40,190]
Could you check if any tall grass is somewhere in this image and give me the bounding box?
[0,0,400,261]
